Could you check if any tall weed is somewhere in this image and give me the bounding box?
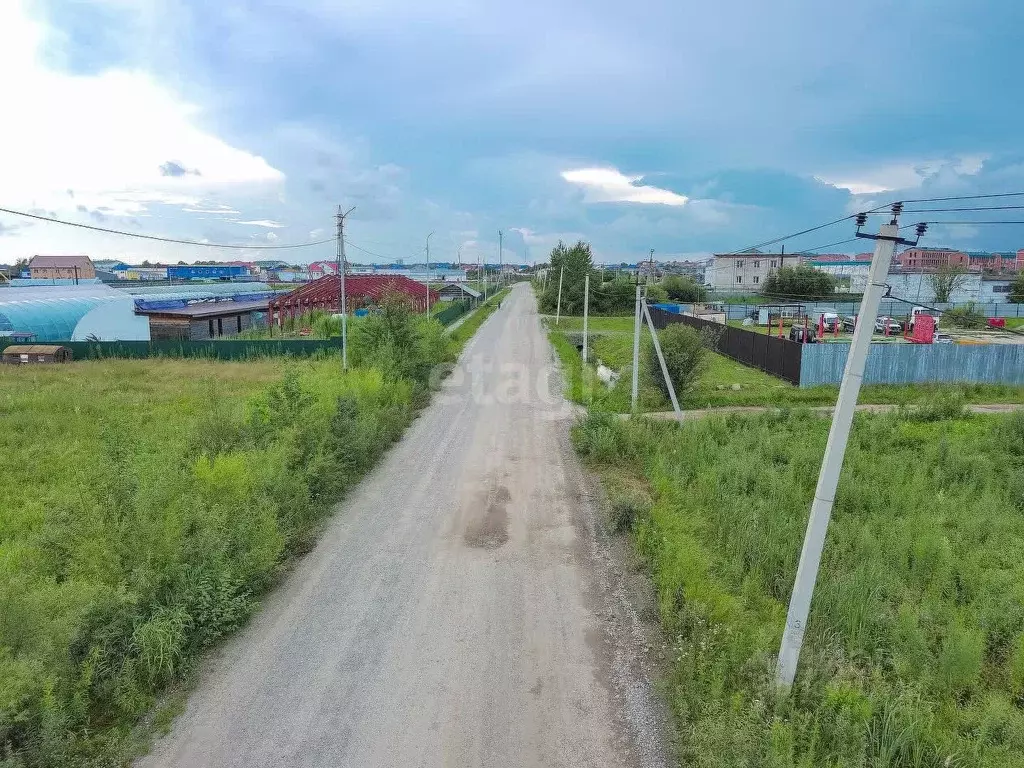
[575,408,1024,767]
[0,351,430,765]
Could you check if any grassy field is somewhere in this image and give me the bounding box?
[0,298,474,766]
[546,315,1024,410]
[574,406,1024,767]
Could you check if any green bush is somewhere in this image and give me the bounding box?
[662,275,707,303]
[349,291,452,386]
[943,302,988,329]
[644,324,710,402]
[761,265,838,300]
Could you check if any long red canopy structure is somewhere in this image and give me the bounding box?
[269,274,438,325]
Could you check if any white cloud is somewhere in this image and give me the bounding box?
[266,232,279,242]
[561,167,688,206]
[0,1,284,218]
[309,228,325,239]
[237,219,285,228]
[815,154,988,195]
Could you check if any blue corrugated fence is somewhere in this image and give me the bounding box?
[800,343,1024,387]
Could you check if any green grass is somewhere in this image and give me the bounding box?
[545,316,635,333]
[546,316,1024,411]
[0,293,488,766]
[574,407,1024,768]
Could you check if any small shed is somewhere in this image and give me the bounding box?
[135,299,270,340]
[757,303,805,326]
[436,283,483,302]
[2,344,73,364]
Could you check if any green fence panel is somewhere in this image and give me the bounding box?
[435,299,472,326]
[46,339,342,360]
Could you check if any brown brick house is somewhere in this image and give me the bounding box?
[28,255,96,280]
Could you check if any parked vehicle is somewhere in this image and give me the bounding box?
[789,326,817,343]
[841,315,857,332]
[819,312,840,332]
[934,333,954,344]
[909,306,939,331]
[874,317,902,334]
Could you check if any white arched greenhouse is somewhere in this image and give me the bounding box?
[0,283,278,342]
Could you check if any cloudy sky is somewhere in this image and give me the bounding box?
[1,0,1021,265]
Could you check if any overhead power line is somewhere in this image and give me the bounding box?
[792,237,863,254]
[899,191,1024,204]
[342,238,418,262]
[726,193,1024,256]
[0,206,334,250]
[901,220,1024,228]
[733,215,856,254]
[901,205,1024,214]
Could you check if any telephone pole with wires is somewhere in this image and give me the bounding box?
[426,232,434,315]
[498,230,503,287]
[336,205,356,370]
[775,204,927,688]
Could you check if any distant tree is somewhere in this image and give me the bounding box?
[539,241,594,315]
[645,283,669,304]
[590,276,634,315]
[1010,273,1024,304]
[661,275,707,303]
[761,265,837,300]
[927,264,970,303]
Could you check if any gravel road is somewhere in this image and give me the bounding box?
[139,283,669,768]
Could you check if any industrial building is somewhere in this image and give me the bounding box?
[167,264,250,281]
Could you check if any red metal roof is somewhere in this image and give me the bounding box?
[269,275,438,315]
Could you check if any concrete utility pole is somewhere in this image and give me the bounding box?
[425,231,434,315]
[582,273,590,362]
[336,204,356,370]
[631,285,641,411]
[554,265,565,324]
[644,248,655,298]
[642,298,681,421]
[775,210,905,688]
[498,230,503,287]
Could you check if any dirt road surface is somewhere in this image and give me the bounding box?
[139,283,668,768]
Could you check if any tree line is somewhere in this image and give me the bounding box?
[536,241,706,315]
